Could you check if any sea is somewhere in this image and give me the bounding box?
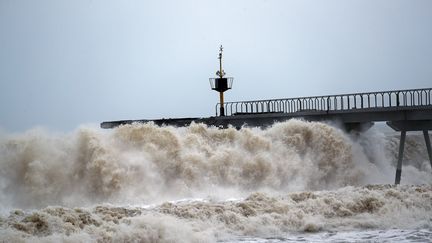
[0,119,431,242]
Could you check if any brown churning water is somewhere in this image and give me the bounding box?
[0,120,431,242]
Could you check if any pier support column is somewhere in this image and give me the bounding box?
[219,92,225,116]
[423,130,432,169]
[395,131,406,185]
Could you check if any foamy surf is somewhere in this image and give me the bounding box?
[0,120,431,242]
[0,185,431,242]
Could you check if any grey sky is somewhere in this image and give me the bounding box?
[1,0,431,132]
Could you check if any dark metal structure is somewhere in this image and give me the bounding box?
[216,88,432,116]
[209,45,233,116]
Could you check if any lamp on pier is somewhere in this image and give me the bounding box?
[209,45,233,116]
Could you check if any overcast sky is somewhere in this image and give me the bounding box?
[1,0,431,132]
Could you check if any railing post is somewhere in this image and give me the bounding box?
[374,94,377,108]
[347,95,350,109]
[388,93,391,107]
[341,96,344,110]
[367,94,370,108]
[426,89,432,105]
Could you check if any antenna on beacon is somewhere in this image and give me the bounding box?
[209,45,233,116]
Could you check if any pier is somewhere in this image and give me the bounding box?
[101,88,432,185]
[101,88,432,131]
[101,47,432,184]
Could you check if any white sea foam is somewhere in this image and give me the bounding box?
[0,120,431,242]
[0,185,431,242]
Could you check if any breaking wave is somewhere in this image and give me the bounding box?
[0,120,431,242]
[1,185,431,242]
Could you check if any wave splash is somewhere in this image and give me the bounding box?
[0,120,431,209]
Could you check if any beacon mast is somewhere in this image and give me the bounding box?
[209,45,233,116]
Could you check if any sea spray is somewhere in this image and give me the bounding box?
[1,120,431,209]
[1,120,366,209]
[1,120,431,242]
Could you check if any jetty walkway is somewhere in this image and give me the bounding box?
[101,88,432,184]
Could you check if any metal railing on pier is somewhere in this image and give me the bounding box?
[216,88,432,116]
